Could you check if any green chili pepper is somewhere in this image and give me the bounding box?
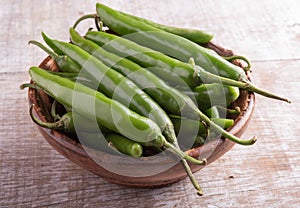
[205,106,220,119]
[30,103,143,157]
[170,115,234,147]
[117,11,214,44]
[28,40,80,73]
[70,28,198,118]
[43,31,255,145]
[41,32,179,145]
[183,83,240,110]
[85,31,289,103]
[26,67,206,195]
[73,12,213,44]
[27,67,206,162]
[95,3,290,103]
[28,67,163,145]
[41,32,65,56]
[204,105,240,118]
[29,103,110,134]
[30,105,76,134]
[68,29,255,145]
[95,3,239,77]
[105,133,143,157]
[45,29,209,193]
[84,31,214,87]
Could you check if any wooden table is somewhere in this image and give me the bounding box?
[1,0,299,207]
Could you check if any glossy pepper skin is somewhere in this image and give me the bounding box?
[117,10,214,44]
[78,131,144,157]
[105,133,143,157]
[29,67,165,147]
[72,33,256,145]
[70,28,198,117]
[95,3,290,103]
[85,31,201,87]
[42,33,177,143]
[183,84,240,110]
[54,37,256,145]
[171,115,234,148]
[84,31,251,93]
[30,105,143,157]
[29,67,207,165]
[96,3,245,81]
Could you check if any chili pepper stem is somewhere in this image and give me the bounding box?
[214,105,241,114]
[29,104,65,130]
[199,110,257,145]
[181,157,204,196]
[172,138,204,196]
[199,68,291,103]
[51,100,61,121]
[28,40,57,59]
[94,15,101,31]
[163,141,207,165]
[242,79,291,103]
[73,13,98,29]
[223,55,252,71]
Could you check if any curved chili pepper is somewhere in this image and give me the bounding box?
[30,104,143,157]
[95,3,290,103]
[68,29,256,145]
[205,105,240,118]
[72,12,213,44]
[42,31,209,194]
[26,67,207,194]
[117,11,214,44]
[41,33,180,145]
[30,104,110,135]
[183,83,240,110]
[27,67,206,163]
[70,28,197,117]
[28,67,163,145]
[43,32,256,145]
[105,133,143,157]
[85,31,289,103]
[28,40,80,73]
[170,114,234,147]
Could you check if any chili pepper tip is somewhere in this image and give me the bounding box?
[197,190,204,196]
[20,83,40,90]
[235,106,241,113]
[20,83,31,90]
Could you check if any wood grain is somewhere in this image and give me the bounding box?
[1,0,299,207]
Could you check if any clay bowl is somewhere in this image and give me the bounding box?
[28,42,255,187]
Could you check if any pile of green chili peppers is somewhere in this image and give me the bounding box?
[21,3,290,196]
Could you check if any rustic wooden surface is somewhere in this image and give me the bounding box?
[1,0,299,207]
